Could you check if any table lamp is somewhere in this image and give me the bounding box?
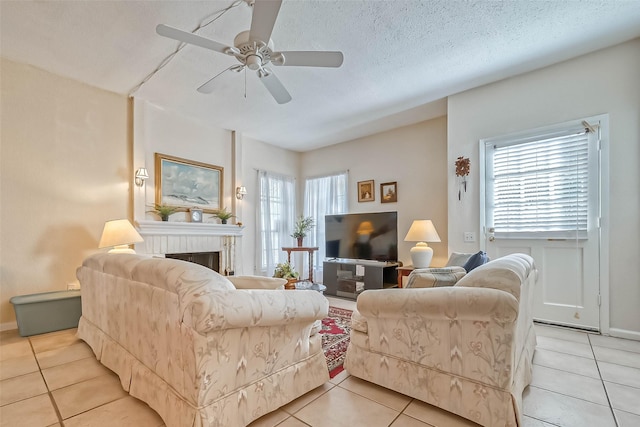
[404,220,441,268]
[99,219,144,254]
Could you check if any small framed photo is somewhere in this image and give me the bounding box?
[380,182,397,203]
[358,180,375,202]
[189,208,203,223]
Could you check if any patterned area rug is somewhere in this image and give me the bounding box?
[321,306,352,378]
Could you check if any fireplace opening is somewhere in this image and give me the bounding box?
[165,252,220,273]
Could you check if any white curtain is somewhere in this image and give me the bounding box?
[303,171,348,280]
[255,170,296,276]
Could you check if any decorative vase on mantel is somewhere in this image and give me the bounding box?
[297,237,303,247]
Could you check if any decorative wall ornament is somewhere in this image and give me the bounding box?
[455,156,470,201]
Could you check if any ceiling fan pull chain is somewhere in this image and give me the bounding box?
[244,67,247,99]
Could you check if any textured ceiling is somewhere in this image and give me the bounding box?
[2,1,640,151]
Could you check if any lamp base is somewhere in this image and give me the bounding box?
[410,242,433,268]
[108,245,136,254]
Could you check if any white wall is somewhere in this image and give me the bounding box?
[239,136,300,274]
[448,38,640,337]
[301,116,448,267]
[132,100,233,223]
[0,59,129,328]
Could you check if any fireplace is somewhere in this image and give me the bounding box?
[135,221,244,275]
[166,252,220,273]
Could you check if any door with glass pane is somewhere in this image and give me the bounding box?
[481,116,604,330]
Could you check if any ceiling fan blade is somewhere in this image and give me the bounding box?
[156,24,229,54]
[258,70,292,104]
[273,51,344,67]
[197,66,243,94]
[249,0,282,44]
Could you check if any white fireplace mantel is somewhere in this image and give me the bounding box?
[137,220,244,237]
[134,220,245,269]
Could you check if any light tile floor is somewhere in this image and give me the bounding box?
[0,296,638,427]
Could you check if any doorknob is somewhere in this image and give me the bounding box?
[488,227,495,241]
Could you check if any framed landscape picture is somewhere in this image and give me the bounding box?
[155,153,223,213]
[380,181,397,203]
[358,180,375,202]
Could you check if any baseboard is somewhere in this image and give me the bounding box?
[1,321,18,332]
[608,327,640,341]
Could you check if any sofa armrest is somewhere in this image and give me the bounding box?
[227,275,287,290]
[405,266,466,288]
[357,287,518,323]
[181,289,328,334]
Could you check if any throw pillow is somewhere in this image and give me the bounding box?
[445,252,475,267]
[462,251,488,272]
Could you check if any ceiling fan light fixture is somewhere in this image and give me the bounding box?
[246,54,262,70]
[258,68,271,78]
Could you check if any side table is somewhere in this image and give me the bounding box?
[396,265,416,288]
[282,246,319,283]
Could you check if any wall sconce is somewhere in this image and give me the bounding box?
[134,168,149,187]
[236,186,247,200]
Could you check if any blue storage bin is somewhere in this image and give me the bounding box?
[10,290,82,337]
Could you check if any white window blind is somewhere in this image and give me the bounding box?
[486,127,591,239]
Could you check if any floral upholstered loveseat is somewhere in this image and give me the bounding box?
[76,253,329,427]
[344,253,537,427]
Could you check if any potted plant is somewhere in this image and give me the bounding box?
[212,207,235,224]
[273,261,299,290]
[291,215,314,246]
[147,204,182,221]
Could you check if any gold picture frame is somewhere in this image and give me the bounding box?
[358,180,375,202]
[380,181,397,203]
[155,153,223,214]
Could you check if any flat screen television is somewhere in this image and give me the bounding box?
[325,212,398,262]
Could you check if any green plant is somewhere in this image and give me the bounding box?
[211,207,236,223]
[291,216,315,239]
[273,261,299,279]
[147,204,182,221]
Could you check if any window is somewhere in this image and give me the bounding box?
[256,170,296,275]
[303,171,348,273]
[484,122,597,239]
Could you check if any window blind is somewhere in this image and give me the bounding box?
[487,129,590,239]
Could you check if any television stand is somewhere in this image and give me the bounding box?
[323,259,400,299]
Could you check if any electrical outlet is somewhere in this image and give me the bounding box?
[463,232,476,243]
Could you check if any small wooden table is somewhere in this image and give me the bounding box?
[396,265,416,288]
[282,246,319,283]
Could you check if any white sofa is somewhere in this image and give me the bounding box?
[76,253,329,427]
[344,253,537,427]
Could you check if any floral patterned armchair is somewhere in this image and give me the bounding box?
[76,253,329,427]
[344,253,537,427]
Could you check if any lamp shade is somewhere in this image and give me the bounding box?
[404,220,441,268]
[99,219,144,253]
[404,220,441,243]
[135,168,149,180]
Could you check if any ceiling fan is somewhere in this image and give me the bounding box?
[156,0,344,104]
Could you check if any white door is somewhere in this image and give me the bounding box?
[481,116,605,331]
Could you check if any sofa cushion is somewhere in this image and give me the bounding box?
[405,267,466,288]
[462,250,488,272]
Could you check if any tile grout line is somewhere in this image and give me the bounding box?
[588,333,619,427]
[28,336,65,426]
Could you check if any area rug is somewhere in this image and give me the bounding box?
[321,306,352,378]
